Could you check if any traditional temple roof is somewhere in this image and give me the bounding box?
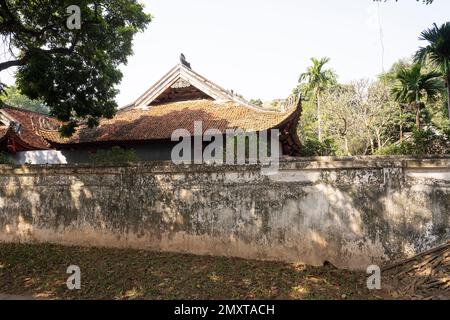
[38,60,303,156]
[0,106,58,152]
[39,99,300,144]
[126,63,256,108]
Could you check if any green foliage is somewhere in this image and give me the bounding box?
[1,0,152,136]
[391,64,443,105]
[300,136,337,157]
[249,99,263,107]
[375,129,449,155]
[297,96,319,135]
[89,146,140,164]
[298,57,337,98]
[0,152,13,165]
[415,22,450,72]
[295,55,450,157]
[0,86,49,114]
[296,57,338,142]
[289,22,448,158]
[415,22,450,122]
[391,63,444,130]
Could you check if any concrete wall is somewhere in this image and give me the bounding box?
[0,156,449,269]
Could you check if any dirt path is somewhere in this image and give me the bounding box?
[0,243,390,300]
[0,242,447,300]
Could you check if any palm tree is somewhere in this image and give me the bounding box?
[415,22,450,121]
[299,57,337,142]
[391,63,443,131]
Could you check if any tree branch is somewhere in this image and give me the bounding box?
[0,58,27,71]
[0,29,81,73]
[0,0,41,37]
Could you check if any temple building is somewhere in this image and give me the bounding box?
[1,60,302,164]
[0,106,67,164]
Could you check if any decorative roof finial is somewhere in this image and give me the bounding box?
[180,53,191,69]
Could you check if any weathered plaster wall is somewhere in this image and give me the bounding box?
[0,156,449,269]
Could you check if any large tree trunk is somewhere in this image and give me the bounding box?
[317,94,322,142]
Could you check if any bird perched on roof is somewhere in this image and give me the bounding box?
[180,53,191,69]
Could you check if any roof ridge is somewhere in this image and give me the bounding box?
[131,98,291,115]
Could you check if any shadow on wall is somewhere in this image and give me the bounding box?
[0,160,448,270]
[0,174,38,240]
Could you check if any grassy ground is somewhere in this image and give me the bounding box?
[0,243,397,300]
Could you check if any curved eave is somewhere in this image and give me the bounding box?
[10,131,50,151]
[38,98,302,149]
[0,128,49,153]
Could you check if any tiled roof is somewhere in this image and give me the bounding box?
[39,99,299,145]
[0,106,58,150]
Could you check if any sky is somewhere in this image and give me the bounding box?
[2,0,450,107]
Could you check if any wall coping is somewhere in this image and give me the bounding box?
[0,155,449,175]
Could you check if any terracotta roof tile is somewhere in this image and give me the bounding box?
[0,107,58,150]
[40,100,297,145]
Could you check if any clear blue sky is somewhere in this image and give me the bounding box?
[3,1,450,106]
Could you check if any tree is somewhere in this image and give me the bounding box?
[415,22,450,122]
[366,82,399,152]
[379,60,413,140]
[320,80,397,156]
[249,98,263,107]
[391,63,443,131]
[0,0,151,136]
[0,86,48,114]
[298,57,337,142]
[321,85,356,155]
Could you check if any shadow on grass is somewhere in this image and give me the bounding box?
[0,243,388,300]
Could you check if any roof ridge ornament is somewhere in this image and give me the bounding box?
[180,53,191,69]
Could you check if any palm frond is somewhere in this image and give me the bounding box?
[391,63,443,104]
[297,57,337,93]
[414,47,429,64]
[415,22,450,76]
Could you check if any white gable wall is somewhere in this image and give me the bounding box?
[9,150,68,165]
